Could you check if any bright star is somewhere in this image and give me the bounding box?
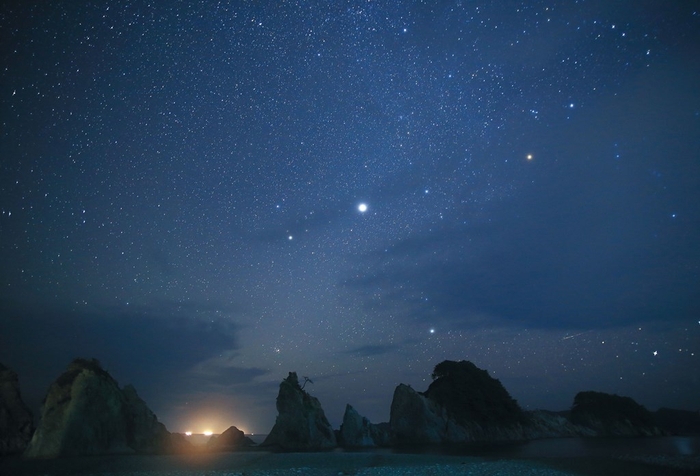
[358,203,368,212]
[526,154,533,160]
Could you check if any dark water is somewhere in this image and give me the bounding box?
[426,436,700,459]
[251,434,700,458]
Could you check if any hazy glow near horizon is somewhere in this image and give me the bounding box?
[203,430,213,436]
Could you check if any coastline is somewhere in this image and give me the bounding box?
[2,448,699,476]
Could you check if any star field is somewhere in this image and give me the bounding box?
[1,1,699,434]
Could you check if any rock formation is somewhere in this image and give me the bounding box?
[389,384,449,445]
[338,404,389,448]
[654,407,700,436]
[569,391,664,437]
[0,363,34,454]
[123,384,180,453]
[262,372,336,450]
[207,425,255,451]
[524,410,596,439]
[390,360,529,445]
[24,358,186,458]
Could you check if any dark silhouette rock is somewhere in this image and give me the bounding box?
[389,383,449,445]
[207,425,255,451]
[123,384,182,453]
[24,358,187,458]
[390,360,530,445]
[24,358,131,458]
[262,372,336,450]
[425,360,527,428]
[570,391,664,437]
[654,407,700,436]
[338,404,389,448]
[0,363,34,454]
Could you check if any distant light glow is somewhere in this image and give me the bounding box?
[358,203,368,212]
[185,431,192,436]
[203,430,213,436]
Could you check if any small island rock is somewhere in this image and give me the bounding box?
[24,358,186,458]
[390,360,529,445]
[262,372,336,450]
[207,425,255,451]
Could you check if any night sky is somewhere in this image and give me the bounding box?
[1,1,699,436]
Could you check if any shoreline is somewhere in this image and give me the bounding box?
[2,450,699,476]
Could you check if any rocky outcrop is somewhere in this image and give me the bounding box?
[570,391,665,437]
[524,410,596,439]
[262,372,336,450]
[390,360,529,445]
[654,408,700,436]
[0,363,34,454]
[390,384,450,445]
[338,404,389,448]
[24,358,186,458]
[123,384,183,453]
[389,361,679,445]
[207,425,255,451]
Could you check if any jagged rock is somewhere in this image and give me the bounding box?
[24,358,186,458]
[570,391,665,437]
[390,360,530,446]
[424,360,527,428]
[524,410,596,439]
[338,404,390,447]
[24,358,131,458]
[0,363,34,454]
[262,372,336,450]
[389,383,463,445]
[207,425,255,451]
[123,384,183,453]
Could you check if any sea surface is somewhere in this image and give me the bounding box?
[438,435,700,458]
[2,437,698,475]
[249,434,700,458]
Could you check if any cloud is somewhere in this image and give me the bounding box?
[187,350,269,390]
[343,161,700,330]
[0,298,243,408]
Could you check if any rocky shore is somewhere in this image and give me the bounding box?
[2,358,698,465]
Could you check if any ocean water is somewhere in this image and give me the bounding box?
[423,436,700,459]
[250,434,700,458]
[2,438,698,475]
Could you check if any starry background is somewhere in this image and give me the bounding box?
[1,1,699,435]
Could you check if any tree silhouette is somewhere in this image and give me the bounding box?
[301,376,314,390]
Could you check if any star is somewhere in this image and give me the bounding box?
[653,351,658,356]
[358,203,368,213]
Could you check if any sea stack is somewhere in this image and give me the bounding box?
[24,358,185,458]
[262,372,336,450]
